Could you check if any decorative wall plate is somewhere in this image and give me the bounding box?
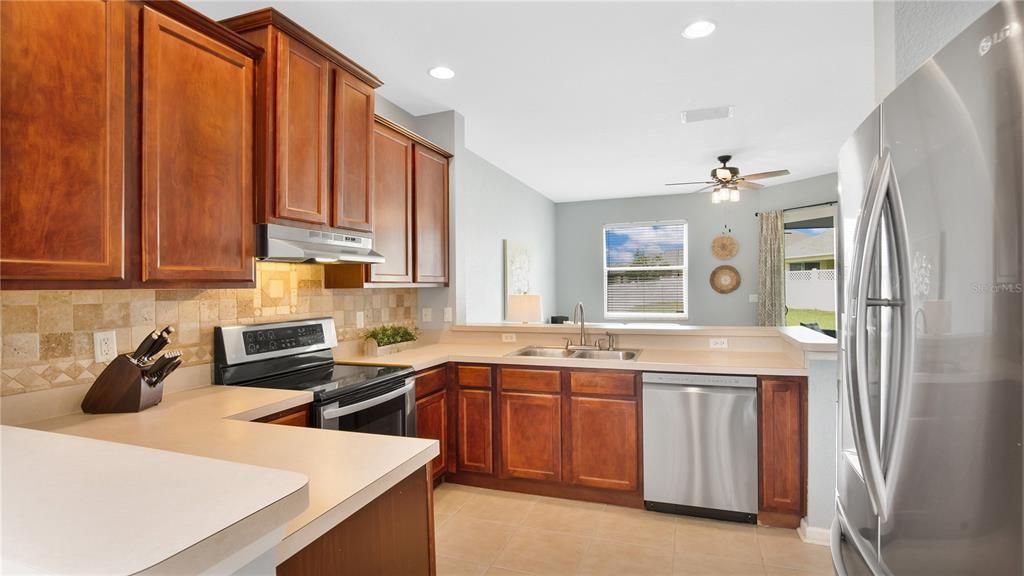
[710,265,741,294]
[711,234,738,260]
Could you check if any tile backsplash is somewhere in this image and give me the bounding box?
[0,263,416,396]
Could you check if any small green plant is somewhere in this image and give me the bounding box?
[363,325,418,347]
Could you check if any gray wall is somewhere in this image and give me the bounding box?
[461,151,557,323]
[554,173,838,325]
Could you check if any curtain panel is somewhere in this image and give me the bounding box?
[758,210,786,326]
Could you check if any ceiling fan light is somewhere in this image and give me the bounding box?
[682,20,716,39]
[711,189,722,204]
[730,188,740,202]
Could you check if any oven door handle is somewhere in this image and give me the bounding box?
[321,380,415,421]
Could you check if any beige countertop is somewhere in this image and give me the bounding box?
[337,342,810,376]
[24,385,439,566]
[1,425,309,575]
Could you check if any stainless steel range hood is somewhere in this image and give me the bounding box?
[256,223,385,264]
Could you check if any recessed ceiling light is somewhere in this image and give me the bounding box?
[428,66,455,80]
[682,20,716,39]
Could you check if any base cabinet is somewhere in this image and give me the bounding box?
[500,392,561,482]
[757,376,807,528]
[569,396,638,491]
[416,389,448,480]
[277,465,433,576]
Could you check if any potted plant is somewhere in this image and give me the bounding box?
[363,325,419,356]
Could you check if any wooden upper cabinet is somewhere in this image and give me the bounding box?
[274,34,329,225]
[413,144,449,283]
[333,69,375,232]
[1,0,125,281]
[758,376,807,527]
[369,122,414,283]
[140,7,254,282]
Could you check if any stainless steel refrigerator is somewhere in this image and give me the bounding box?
[833,2,1023,574]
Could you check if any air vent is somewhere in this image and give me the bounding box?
[680,105,735,124]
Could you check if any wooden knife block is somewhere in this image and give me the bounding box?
[81,355,164,414]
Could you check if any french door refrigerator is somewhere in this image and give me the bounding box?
[833,2,1023,575]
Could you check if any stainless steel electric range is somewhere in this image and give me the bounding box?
[213,317,416,436]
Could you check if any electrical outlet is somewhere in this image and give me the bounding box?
[709,337,728,350]
[94,330,117,363]
[748,294,759,303]
[444,307,453,322]
[501,333,517,343]
[422,307,433,322]
[356,311,365,329]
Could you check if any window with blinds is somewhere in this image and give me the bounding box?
[603,221,688,318]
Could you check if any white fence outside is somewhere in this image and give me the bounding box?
[786,269,836,311]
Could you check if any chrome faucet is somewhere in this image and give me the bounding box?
[572,301,587,347]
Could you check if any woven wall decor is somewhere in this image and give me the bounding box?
[711,234,738,260]
[710,265,741,294]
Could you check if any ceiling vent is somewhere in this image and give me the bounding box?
[680,105,735,124]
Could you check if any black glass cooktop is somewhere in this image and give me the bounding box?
[237,362,413,403]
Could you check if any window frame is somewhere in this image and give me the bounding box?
[602,219,689,320]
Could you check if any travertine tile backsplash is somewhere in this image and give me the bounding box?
[0,263,416,396]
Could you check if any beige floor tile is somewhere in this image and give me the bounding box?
[457,488,539,525]
[484,568,535,576]
[578,538,675,576]
[763,565,832,576]
[674,549,766,575]
[436,511,455,528]
[436,515,518,565]
[492,527,588,576]
[756,527,833,573]
[592,505,678,550]
[436,554,490,576]
[434,483,478,517]
[675,517,762,564]
[521,496,606,536]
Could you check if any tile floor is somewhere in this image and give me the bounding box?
[433,483,833,576]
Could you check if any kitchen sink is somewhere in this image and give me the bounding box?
[572,349,639,361]
[508,347,639,361]
[509,347,578,358]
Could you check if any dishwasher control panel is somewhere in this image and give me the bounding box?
[641,372,757,388]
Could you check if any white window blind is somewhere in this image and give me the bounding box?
[603,221,688,318]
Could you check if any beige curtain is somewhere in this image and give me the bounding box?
[758,210,786,326]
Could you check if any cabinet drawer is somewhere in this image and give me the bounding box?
[499,367,561,393]
[415,365,447,398]
[569,371,636,397]
[457,365,492,389]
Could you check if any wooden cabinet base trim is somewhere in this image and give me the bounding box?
[445,472,643,509]
[757,510,802,529]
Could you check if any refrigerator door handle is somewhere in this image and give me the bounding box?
[846,150,892,522]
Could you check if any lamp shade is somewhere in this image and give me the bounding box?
[506,294,542,323]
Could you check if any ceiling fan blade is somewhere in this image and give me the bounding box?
[741,169,790,181]
[664,180,716,187]
[692,184,718,194]
[735,180,764,190]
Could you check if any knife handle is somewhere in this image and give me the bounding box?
[131,330,160,363]
[143,326,176,363]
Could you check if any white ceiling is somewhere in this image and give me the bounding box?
[191,1,876,203]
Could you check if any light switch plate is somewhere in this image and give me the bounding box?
[444,307,453,322]
[422,307,433,322]
[501,333,517,343]
[709,337,728,350]
[356,311,365,329]
[94,330,117,363]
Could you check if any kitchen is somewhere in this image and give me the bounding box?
[1,1,1019,576]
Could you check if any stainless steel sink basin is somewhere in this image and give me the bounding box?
[510,347,577,358]
[508,347,639,361]
[572,349,639,361]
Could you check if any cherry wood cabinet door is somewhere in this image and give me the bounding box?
[332,69,374,232]
[140,8,254,282]
[456,388,493,474]
[274,33,329,225]
[569,396,639,491]
[369,122,414,283]
[500,392,561,481]
[416,389,448,479]
[1,0,125,281]
[413,144,449,284]
[758,376,807,526]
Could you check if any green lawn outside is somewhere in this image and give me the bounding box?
[786,308,836,330]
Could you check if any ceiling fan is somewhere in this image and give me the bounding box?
[665,155,790,203]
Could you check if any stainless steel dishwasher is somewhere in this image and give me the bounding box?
[642,372,758,523]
